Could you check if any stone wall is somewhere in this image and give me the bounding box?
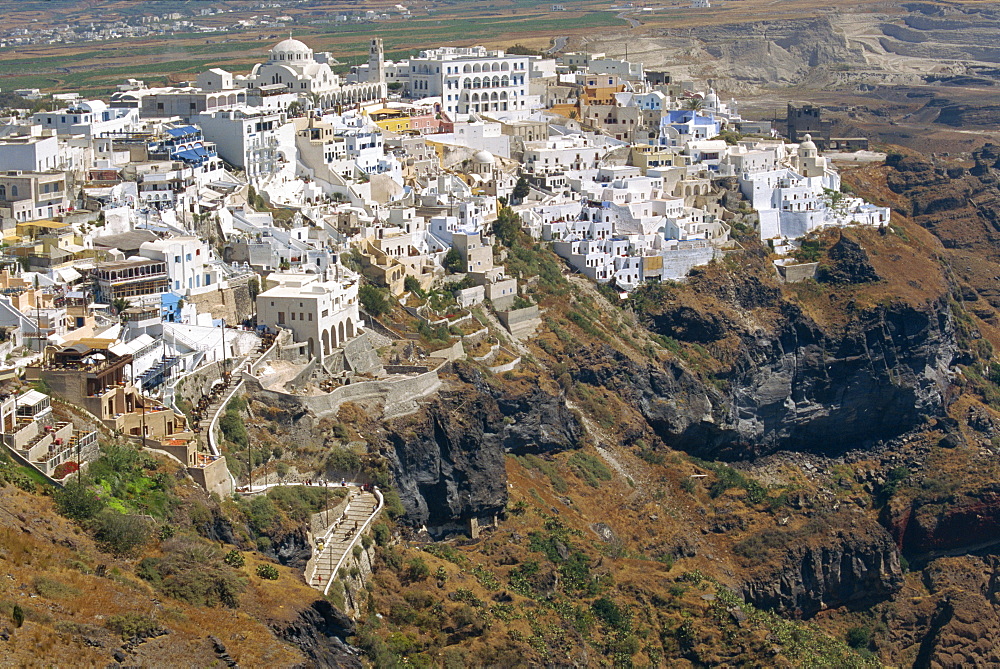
[428,340,465,362]
[186,275,255,325]
[344,331,384,375]
[173,361,224,410]
[777,261,819,283]
[187,456,231,498]
[245,369,441,420]
[498,305,541,339]
[661,246,718,280]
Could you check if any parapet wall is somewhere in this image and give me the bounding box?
[498,305,541,339]
[244,369,441,420]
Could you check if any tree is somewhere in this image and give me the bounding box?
[247,275,260,301]
[403,275,423,296]
[359,284,391,317]
[512,176,530,204]
[54,480,107,521]
[443,248,464,274]
[684,97,705,111]
[93,511,153,557]
[492,206,522,247]
[112,297,132,322]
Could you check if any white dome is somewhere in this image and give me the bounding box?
[800,133,817,151]
[270,38,313,61]
[473,150,495,165]
[274,37,310,53]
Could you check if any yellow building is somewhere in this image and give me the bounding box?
[369,108,411,133]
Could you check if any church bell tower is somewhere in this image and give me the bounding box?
[369,38,385,83]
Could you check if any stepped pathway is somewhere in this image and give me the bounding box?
[193,371,236,451]
[307,488,383,593]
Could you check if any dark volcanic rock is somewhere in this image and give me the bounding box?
[498,388,584,454]
[885,484,1000,557]
[740,516,904,618]
[385,386,508,536]
[818,233,881,284]
[384,364,582,533]
[649,305,728,343]
[272,600,360,669]
[580,297,954,459]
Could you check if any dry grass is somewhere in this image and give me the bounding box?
[0,483,325,666]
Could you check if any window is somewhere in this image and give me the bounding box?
[278,312,285,324]
[174,255,181,263]
[308,313,313,321]
[291,312,296,320]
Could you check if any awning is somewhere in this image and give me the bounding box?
[55,267,82,283]
[165,125,199,138]
[173,147,210,162]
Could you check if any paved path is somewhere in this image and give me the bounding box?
[307,488,384,594]
[546,35,568,55]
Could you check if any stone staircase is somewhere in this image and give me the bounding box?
[192,372,236,450]
[309,489,379,592]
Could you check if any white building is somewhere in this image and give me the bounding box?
[256,270,364,362]
[241,37,385,108]
[404,46,535,117]
[0,132,60,172]
[32,101,139,138]
[197,108,293,180]
[139,236,224,296]
[740,136,889,240]
[523,135,607,175]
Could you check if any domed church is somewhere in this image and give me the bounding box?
[243,37,387,108]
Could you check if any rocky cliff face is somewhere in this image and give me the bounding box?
[384,365,585,535]
[385,386,508,536]
[576,295,955,461]
[879,555,1000,667]
[884,484,1000,557]
[739,515,904,617]
[271,600,361,669]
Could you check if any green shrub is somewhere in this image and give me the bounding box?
[382,488,405,519]
[219,412,249,448]
[592,597,628,630]
[406,557,430,581]
[137,538,246,608]
[226,395,247,414]
[326,447,361,473]
[33,577,81,600]
[106,612,158,639]
[256,563,279,580]
[92,511,153,557]
[568,452,613,487]
[404,275,423,296]
[224,550,245,568]
[443,248,463,274]
[54,480,106,521]
[845,625,872,649]
[11,604,24,628]
[360,284,392,316]
[372,522,391,547]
